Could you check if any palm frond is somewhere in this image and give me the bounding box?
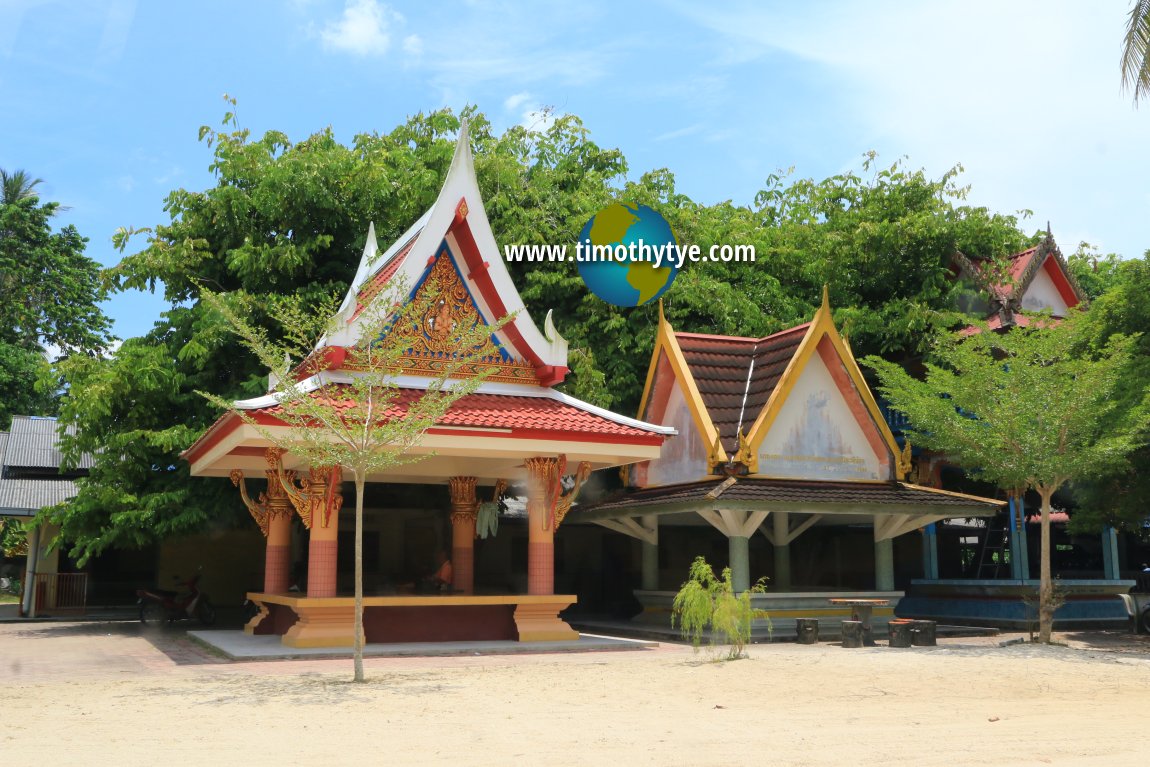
[1122,0,1150,104]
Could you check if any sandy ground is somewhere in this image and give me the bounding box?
[4,622,1150,766]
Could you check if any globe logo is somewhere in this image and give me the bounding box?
[576,203,680,307]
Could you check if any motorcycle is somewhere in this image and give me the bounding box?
[137,570,216,626]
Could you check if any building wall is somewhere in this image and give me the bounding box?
[159,528,265,606]
[644,383,708,487]
[1021,266,1070,314]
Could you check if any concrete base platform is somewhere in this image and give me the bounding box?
[188,629,656,661]
[568,616,998,643]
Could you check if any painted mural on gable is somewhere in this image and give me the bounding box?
[643,381,707,486]
[1020,265,1070,315]
[756,352,888,481]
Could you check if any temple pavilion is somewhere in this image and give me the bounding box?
[570,294,1005,633]
[181,124,674,648]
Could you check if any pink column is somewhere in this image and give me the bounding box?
[264,518,291,593]
[262,449,294,594]
[524,457,557,595]
[306,466,343,598]
[449,476,478,595]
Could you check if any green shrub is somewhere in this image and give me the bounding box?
[671,556,769,659]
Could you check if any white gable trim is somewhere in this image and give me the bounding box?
[325,122,567,370]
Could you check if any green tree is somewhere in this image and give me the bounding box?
[1068,252,1150,532]
[671,556,768,659]
[0,172,112,428]
[50,105,631,561]
[865,313,1148,642]
[1067,242,1123,301]
[49,103,1038,562]
[1123,0,1150,104]
[202,275,508,683]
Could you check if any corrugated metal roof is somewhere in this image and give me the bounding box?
[0,478,78,516]
[3,416,94,470]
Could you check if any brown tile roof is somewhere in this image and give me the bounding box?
[576,477,1002,518]
[675,324,809,454]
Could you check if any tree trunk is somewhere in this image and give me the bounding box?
[353,472,365,682]
[1037,486,1054,644]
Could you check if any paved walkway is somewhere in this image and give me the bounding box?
[188,628,656,660]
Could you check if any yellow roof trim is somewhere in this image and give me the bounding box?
[635,305,727,464]
[898,482,1006,506]
[745,288,902,477]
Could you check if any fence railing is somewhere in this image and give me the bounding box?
[34,573,88,615]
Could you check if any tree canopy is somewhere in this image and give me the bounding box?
[51,104,1039,560]
[864,314,1149,641]
[0,174,112,429]
[1065,251,1150,531]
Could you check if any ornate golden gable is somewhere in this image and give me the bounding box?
[347,250,540,384]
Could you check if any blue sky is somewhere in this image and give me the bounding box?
[2,0,1146,341]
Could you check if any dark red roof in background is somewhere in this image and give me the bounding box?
[675,324,809,454]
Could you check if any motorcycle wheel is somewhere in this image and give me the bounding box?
[195,598,217,626]
[140,600,167,626]
[1140,607,1150,635]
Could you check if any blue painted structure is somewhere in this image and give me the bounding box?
[896,578,1135,629]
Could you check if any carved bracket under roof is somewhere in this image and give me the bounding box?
[276,463,343,530]
[229,447,296,537]
[525,455,594,531]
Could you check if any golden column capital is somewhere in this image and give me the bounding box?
[448,476,479,525]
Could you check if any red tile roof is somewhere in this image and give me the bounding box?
[257,387,660,441]
[350,233,420,320]
[676,324,809,453]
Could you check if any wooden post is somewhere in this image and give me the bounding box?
[449,476,478,594]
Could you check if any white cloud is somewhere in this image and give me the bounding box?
[654,124,703,142]
[401,33,422,56]
[504,91,531,112]
[320,0,398,57]
[675,0,1150,258]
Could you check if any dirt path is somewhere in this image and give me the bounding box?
[4,622,1150,766]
